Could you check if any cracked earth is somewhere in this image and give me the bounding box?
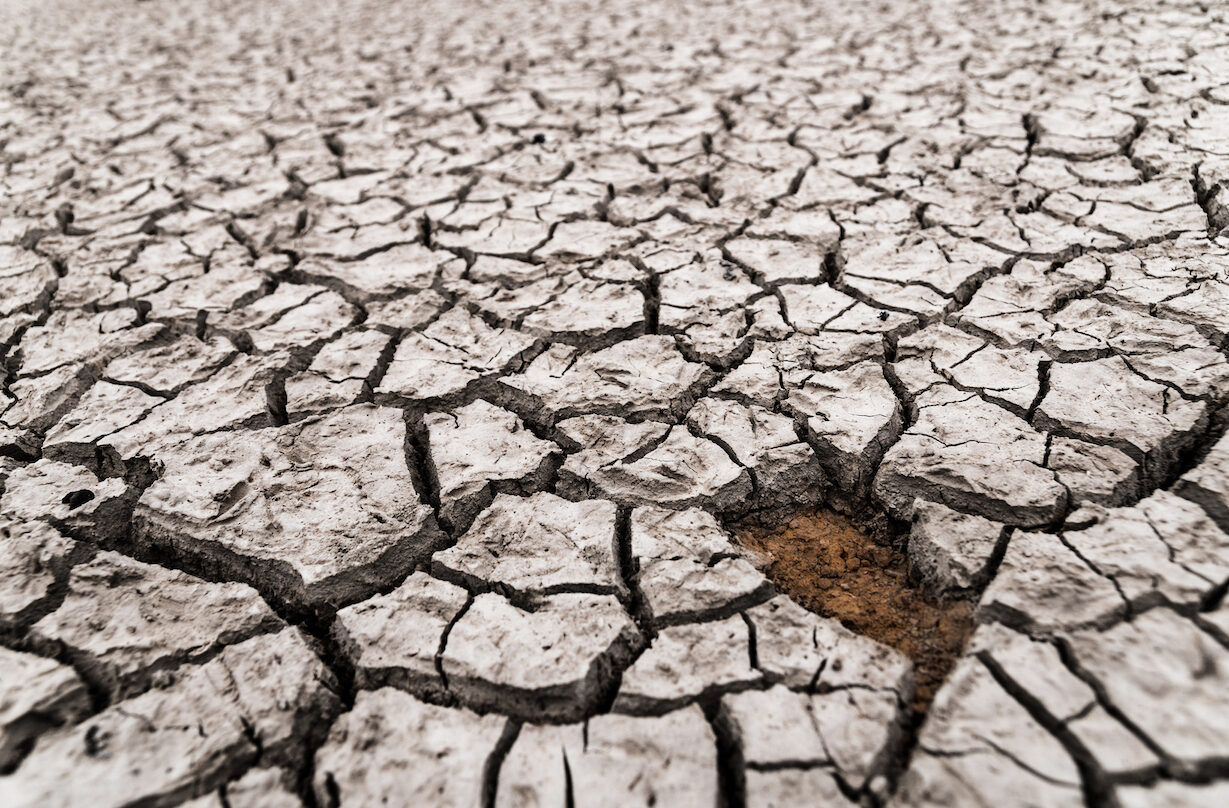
[2,0,1229,805]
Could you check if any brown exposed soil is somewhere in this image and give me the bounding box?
[734,508,975,714]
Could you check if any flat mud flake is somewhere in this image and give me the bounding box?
[313,689,505,807]
[874,386,1068,527]
[735,508,974,712]
[907,500,1007,595]
[719,685,828,767]
[496,706,721,808]
[0,647,90,771]
[41,381,164,463]
[519,276,645,343]
[1062,608,1229,772]
[332,572,467,697]
[778,283,913,336]
[969,623,1159,778]
[28,551,282,701]
[1061,491,1229,613]
[744,595,912,695]
[1047,436,1141,507]
[570,707,720,808]
[432,492,622,595]
[1174,430,1229,531]
[439,591,642,721]
[724,236,828,285]
[13,309,163,377]
[135,404,441,610]
[295,243,442,300]
[575,425,753,512]
[5,629,339,808]
[953,257,1103,346]
[498,336,709,425]
[712,332,885,406]
[186,767,302,808]
[0,460,129,543]
[1118,782,1229,808]
[657,257,760,332]
[0,247,56,318]
[103,335,236,396]
[0,520,79,634]
[890,653,1083,808]
[376,307,537,404]
[744,769,851,808]
[424,399,560,533]
[977,529,1125,634]
[687,396,825,509]
[612,615,760,713]
[630,506,770,625]
[102,351,292,460]
[897,324,1043,414]
[785,360,901,495]
[720,683,905,790]
[1034,356,1207,482]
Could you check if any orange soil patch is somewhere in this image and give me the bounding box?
[734,508,974,714]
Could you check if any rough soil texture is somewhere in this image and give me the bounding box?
[2,0,1229,806]
[735,510,976,714]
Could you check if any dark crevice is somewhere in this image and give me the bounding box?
[481,719,522,808]
[704,696,747,808]
[976,650,1117,807]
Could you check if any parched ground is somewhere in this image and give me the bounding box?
[2,0,1229,805]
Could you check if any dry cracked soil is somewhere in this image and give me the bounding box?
[2,0,1229,806]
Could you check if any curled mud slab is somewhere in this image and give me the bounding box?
[4,0,1229,806]
[735,510,975,714]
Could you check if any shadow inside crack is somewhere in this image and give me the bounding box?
[733,508,974,715]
